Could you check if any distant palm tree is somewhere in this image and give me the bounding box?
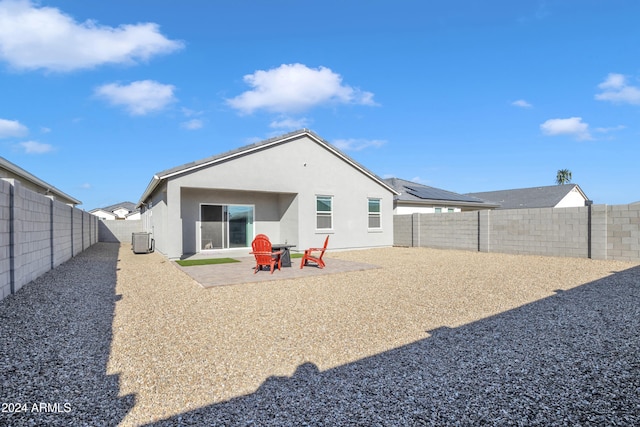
[556,169,572,185]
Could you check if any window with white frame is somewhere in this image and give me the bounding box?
[316,196,333,230]
[368,198,381,229]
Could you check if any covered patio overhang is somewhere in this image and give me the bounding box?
[179,186,299,258]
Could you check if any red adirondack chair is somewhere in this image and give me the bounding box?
[300,235,329,269]
[250,235,282,274]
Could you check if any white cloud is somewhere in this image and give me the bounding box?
[180,119,203,130]
[0,118,28,138]
[227,63,377,114]
[332,138,386,151]
[17,140,53,153]
[95,80,176,115]
[595,73,640,105]
[594,125,625,134]
[512,99,532,108]
[540,117,592,140]
[269,117,310,130]
[181,107,203,117]
[0,0,183,72]
[598,73,626,89]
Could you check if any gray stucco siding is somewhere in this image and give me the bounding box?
[145,134,394,258]
[179,188,297,256]
[141,184,168,255]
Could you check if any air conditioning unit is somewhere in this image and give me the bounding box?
[132,232,154,254]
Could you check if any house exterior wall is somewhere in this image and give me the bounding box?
[113,208,129,218]
[91,209,116,220]
[555,187,587,208]
[142,183,168,255]
[91,209,140,220]
[179,188,297,257]
[395,205,462,215]
[126,212,141,220]
[144,135,394,259]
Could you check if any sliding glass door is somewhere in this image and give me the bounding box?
[227,205,254,248]
[200,204,254,250]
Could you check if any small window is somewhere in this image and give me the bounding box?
[448,208,454,213]
[435,207,442,213]
[368,198,381,229]
[316,196,333,230]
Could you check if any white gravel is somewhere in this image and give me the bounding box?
[1,242,639,426]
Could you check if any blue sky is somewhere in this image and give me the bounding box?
[1,0,639,210]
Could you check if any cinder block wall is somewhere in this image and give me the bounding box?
[12,180,52,291]
[0,180,11,300]
[393,214,413,247]
[489,207,588,258]
[394,203,640,262]
[83,210,95,250]
[606,204,640,261]
[0,179,98,301]
[419,211,478,251]
[98,219,143,243]
[53,201,73,268]
[72,208,82,257]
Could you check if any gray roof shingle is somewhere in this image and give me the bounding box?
[465,184,587,209]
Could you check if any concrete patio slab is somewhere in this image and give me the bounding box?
[173,255,380,287]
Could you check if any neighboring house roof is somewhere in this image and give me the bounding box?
[90,201,139,217]
[90,208,115,215]
[137,129,398,207]
[0,156,81,206]
[384,177,499,209]
[99,201,137,213]
[465,184,589,209]
[125,210,141,219]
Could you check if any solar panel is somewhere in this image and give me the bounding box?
[405,185,483,203]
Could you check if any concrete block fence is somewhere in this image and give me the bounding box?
[394,203,640,262]
[98,219,142,243]
[0,179,98,301]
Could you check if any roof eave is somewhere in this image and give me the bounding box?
[136,174,161,209]
[0,156,82,206]
[397,199,500,208]
[136,129,399,206]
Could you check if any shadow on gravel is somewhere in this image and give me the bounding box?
[0,243,134,426]
[147,265,640,426]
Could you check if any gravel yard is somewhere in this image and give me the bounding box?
[1,242,639,426]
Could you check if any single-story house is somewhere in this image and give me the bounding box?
[0,156,80,206]
[136,129,398,259]
[465,184,590,209]
[90,201,140,220]
[384,177,499,214]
